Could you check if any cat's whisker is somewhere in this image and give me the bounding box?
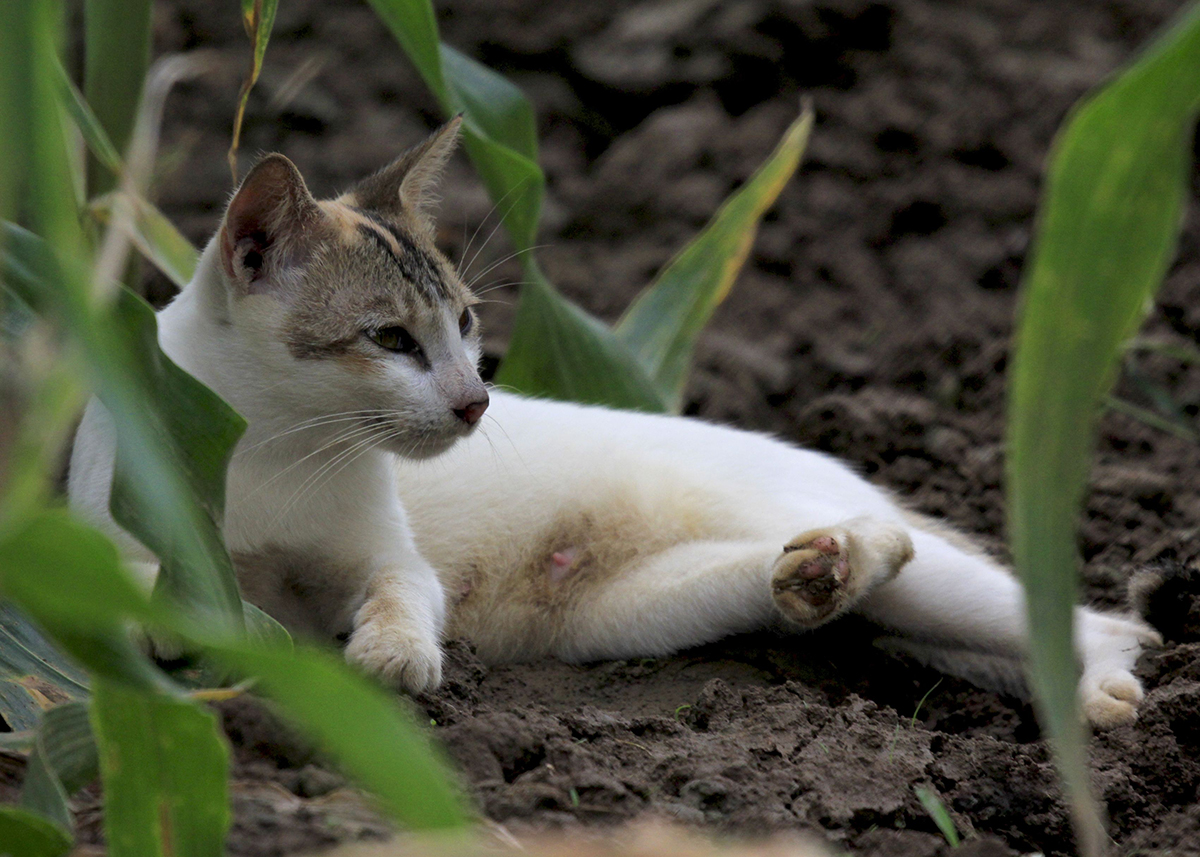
[269,425,393,526]
[237,410,392,458]
[459,182,535,283]
[456,180,527,280]
[246,420,389,500]
[292,428,394,515]
[464,245,551,292]
[472,278,535,298]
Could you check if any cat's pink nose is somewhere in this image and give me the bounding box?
[453,394,489,426]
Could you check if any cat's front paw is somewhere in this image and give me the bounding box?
[771,521,912,628]
[345,621,443,694]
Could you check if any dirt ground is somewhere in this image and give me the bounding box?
[60,0,1200,854]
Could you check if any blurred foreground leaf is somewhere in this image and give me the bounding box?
[21,702,98,832]
[0,604,88,732]
[0,806,71,857]
[83,0,153,195]
[0,511,469,832]
[92,681,230,857]
[89,192,198,288]
[1007,5,1200,855]
[1,223,246,631]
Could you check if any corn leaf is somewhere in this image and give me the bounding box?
[209,643,469,829]
[0,0,34,226]
[229,0,280,180]
[617,108,813,410]
[56,59,200,287]
[92,681,230,857]
[21,701,98,832]
[89,192,199,288]
[1006,6,1200,855]
[365,0,448,103]
[496,271,666,411]
[1,223,246,631]
[0,806,71,857]
[107,287,247,623]
[83,0,153,196]
[0,511,469,831]
[0,603,88,731]
[0,513,180,693]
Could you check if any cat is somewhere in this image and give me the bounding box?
[68,118,1160,729]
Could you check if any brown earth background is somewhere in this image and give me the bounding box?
[31,0,1200,854]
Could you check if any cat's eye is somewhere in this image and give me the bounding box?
[459,308,474,336]
[367,326,422,355]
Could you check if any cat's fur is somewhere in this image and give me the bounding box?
[69,120,1159,728]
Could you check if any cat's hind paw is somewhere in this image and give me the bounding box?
[345,622,443,694]
[771,533,849,626]
[771,520,912,628]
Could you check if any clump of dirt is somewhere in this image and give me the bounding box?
[64,0,1200,854]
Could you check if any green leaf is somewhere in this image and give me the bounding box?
[495,271,667,411]
[107,288,246,626]
[229,0,280,180]
[55,59,199,287]
[89,192,199,288]
[0,602,89,731]
[1006,6,1200,856]
[0,0,34,226]
[2,223,246,632]
[441,45,538,162]
[914,786,960,848]
[617,108,813,411]
[91,680,231,857]
[208,643,469,830]
[0,511,468,831]
[54,56,122,177]
[441,46,544,252]
[0,806,71,857]
[0,513,177,693]
[84,0,153,196]
[21,701,99,832]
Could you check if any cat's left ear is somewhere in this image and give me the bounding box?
[343,116,462,230]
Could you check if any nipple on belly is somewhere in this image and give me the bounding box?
[547,547,579,583]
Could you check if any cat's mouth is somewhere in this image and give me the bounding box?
[359,413,469,460]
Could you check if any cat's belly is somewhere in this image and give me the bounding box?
[395,391,903,660]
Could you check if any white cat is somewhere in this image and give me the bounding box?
[68,119,1159,728]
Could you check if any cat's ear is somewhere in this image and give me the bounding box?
[220,154,322,294]
[343,116,461,229]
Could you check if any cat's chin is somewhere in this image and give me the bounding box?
[383,431,464,461]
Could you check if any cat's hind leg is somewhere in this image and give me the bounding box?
[554,517,913,662]
[855,522,1161,727]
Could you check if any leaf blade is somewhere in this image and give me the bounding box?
[91,681,231,857]
[1006,7,1200,855]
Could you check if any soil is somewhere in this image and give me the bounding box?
[46,0,1200,854]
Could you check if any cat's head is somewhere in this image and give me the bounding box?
[214,118,488,459]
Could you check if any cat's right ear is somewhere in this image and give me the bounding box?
[220,154,322,295]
